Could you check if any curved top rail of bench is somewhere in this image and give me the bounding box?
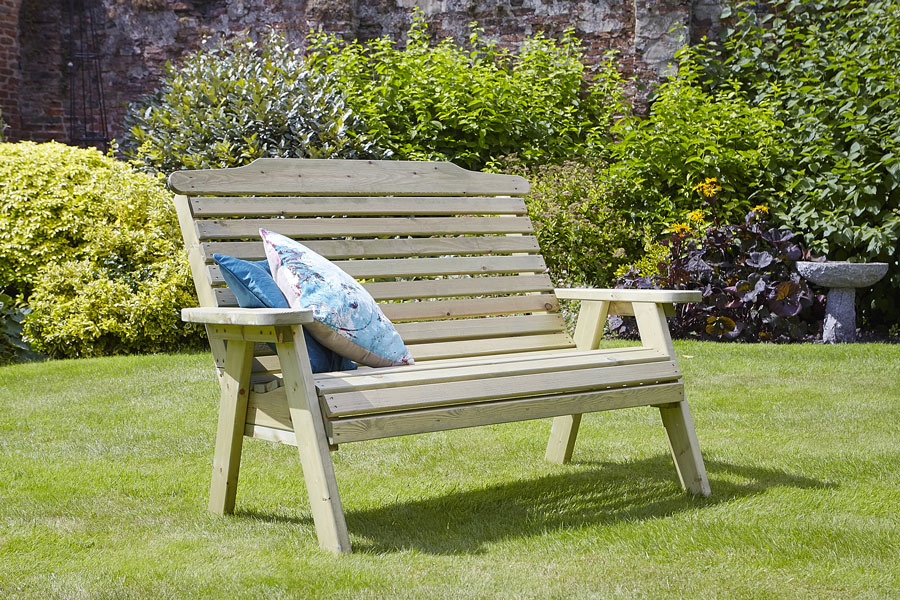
[168,158,530,197]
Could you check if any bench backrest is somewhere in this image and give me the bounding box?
[170,159,574,365]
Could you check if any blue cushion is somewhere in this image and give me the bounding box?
[213,254,356,373]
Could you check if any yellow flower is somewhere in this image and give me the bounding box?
[666,222,692,234]
[692,177,722,199]
[753,204,770,214]
[688,209,705,223]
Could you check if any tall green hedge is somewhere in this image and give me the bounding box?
[307,11,625,170]
[695,0,900,326]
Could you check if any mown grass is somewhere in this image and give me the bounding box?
[1,341,898,599]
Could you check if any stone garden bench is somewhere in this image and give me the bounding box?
[169,158,710,554]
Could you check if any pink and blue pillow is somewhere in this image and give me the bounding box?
[260,229,414,368]
[213,253,356,373]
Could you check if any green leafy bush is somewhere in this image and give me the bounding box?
[0,141,202,358]
[125,32,384,173]
[0,292,41,365]
[694,0,900,326]
[500,158,647,288]
[607,58,788,228]
[307,11,625,170]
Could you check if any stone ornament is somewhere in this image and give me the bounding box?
[796,261,889,343]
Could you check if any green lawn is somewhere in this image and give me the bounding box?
[1,341,898,599]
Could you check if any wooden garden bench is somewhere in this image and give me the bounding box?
[169,158,710,554]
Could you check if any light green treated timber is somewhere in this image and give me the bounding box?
[545,299,610,464]
[274,325,351,554]
[208,340,254,515]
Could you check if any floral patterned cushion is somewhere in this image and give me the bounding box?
[261,229,414,368]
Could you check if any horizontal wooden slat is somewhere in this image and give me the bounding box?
[316,348,668,394]
[379,294,559,322]
[196,216,534,240]
[207,255,547,286]
[393,314,566,343]
[362,274,554,301]
[247,388,292,430]
[327,383,685,444]
[201,236,541,262]
[555,288,702,304]
[408,333,574,361]
[324,360,681,417]
[245,423,297,445]
[168,158,528,196]
[191,196,527,217]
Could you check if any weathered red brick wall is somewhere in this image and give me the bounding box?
[3,0,723,144]
[0,0,21,138]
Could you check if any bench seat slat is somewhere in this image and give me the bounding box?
[201,236,542,262]
[190,196,527,216]
[316,347,668,393]
[196,217,533,240]
[323,360,681,417]
[206,255,547,286]
[326,382,685,444]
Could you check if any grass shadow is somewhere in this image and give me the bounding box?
[236,456,832,555]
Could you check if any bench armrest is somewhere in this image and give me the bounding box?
[554,288,701,304]
[182,307,315,326]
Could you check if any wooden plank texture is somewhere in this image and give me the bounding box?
[206,255,547,285]
[316,347,667,394]
[200,236,542,262]
[379,294,559,322]
[327,383,685,444]
[324,360,681,417]
[190,196,527,216]
[407,333,574,361]
[195,216,534,240]
[168,158,528,196]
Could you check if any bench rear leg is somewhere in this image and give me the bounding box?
[545,300,608,464]
[209,339,254,515]
[659,400,711,496]
[276,326,351,554]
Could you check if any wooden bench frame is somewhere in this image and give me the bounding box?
[170,159,710,554]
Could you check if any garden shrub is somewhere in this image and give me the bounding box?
[607,58,788,229]
[125,31,384,173]
[307,10,626,170]
[0,142,202,358]
[694,0,900,326]
[0,292,41,365]
[500,158,647,289]
[617,198,823,342]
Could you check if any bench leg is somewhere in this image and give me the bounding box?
[659,400,711,496]
[545,414,582,464]
[545,300,609,464]
[276,326,352,554]
[209,340,254,515]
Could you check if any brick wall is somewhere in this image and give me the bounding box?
[0,0,21,139]
[2,0,723,144]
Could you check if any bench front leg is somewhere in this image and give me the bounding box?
[275,325,351,554]
[209,338,254,515]
[545,300,609,464]
[632,302,711,496]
